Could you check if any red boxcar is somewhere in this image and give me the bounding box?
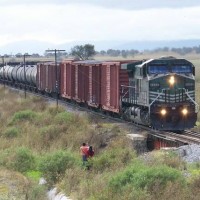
[60,60,75,99]
[60,60,138,113]
[73,61,89,102]
[87,62,102,108]
[75,61,102,106]
[101,61,132,113]
[37,62,58,94]
[60,60,102,107]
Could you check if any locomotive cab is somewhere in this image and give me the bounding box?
[121,57,198,131]
[147,58,198,131]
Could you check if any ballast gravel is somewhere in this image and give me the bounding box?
[177,144,200,163]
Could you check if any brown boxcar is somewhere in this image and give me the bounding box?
[37,62,58,94]
[101,61,131,113]
[72,61,102,106]
[73,61,89,102]
[87,62,102,108]
[60,60,75,100]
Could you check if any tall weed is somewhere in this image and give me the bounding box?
[9,110,38,124]
[10,147,36,173]
[109,161,185,192]
[3,127,20,138]
[39,150,79,185]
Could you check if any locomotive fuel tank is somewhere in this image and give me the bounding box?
[124,106,149,125]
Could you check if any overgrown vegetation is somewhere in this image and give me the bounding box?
[0,86,200,199]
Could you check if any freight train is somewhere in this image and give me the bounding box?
[0,57,198,131]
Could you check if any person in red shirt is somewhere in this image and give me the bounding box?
[80,143,89,165]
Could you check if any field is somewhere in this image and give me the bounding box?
[0,83,200,199]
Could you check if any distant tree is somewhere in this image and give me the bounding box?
[31,53,40,57]
[4,54,9,58]
[194,45,200,54]
[121,50,128,58]
[15,53,22,58]
[107,49,121,57]
[100,50,106,55]
[70,44,96,60]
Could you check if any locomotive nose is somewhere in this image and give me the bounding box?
[171,115,179,123]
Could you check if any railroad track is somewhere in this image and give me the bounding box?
[5,85,200,146]
[147,129,200,145]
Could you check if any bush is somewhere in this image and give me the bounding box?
[40,125,59,141]
[39,150,78,184]
[109,161,185,192]
[3,127,20,138]
[27,184,47,200]
[12,147,36,173]
[47,105,65,116]
[54,112,73,125]
[10,110,37,124]
[92,148,136,172]
[26,171,42,182]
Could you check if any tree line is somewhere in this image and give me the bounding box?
[2,44,200,61]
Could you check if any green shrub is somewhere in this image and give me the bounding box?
[3,127,20,138]
[26,171,42,182]
[92,148,135,172]
[10,110,37,124]
[12,147,36,173]
[109,161,185,192]
[40,125,59,140]
[27,184,47,200]
[47,105,65,116]
[0,149,12,167]
[54,112,73,125]
[39,150,78,184]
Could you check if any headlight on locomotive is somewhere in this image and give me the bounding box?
[169,75,175,86]
[182,108,188,116]
[160,109,167,116]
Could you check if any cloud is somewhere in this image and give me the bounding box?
[1,0,200,10]
[0,3,200,54]
[1,4,200,42]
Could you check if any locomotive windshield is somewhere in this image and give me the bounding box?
[148,65,169,74]
[148,65,192,74]
[171,65,192,73]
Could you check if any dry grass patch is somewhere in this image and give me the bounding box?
[0,168,29,200]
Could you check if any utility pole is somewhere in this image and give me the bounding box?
[45,49,65,108]
[23,53,31,99]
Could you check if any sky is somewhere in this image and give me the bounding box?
[0,0,200,54]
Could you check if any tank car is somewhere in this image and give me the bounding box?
[121,57,198,131]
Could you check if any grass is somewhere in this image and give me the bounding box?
[0,51,200,199]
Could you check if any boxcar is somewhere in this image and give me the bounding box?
[101,61,130,113]
[60,60,76,100]
[37,62,59,94]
